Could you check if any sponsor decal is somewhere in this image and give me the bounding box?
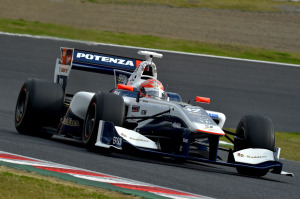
[186,108,201,113]
[58,77,64,86]
[117,74,129,85]
[183,138,189,143]
[129,137,149,142]
[59,67,68,73]
[114,90,120,95]
[56,75,67,91]
[185,107,204,116]
[205,125,214,129]
[237,153,267,159]
[76,52,134,66]
[132,105,140,112]
[248,155,267,159]
[120,132,127,138]
[115,70,132,85]
[237,153,244,157]
[61,48,73,65]
[113,136,122,146]
[209,113,219,119]
[62,117,80,127]
[141,110,147,115]
[172,122,181,128]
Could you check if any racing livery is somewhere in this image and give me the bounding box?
[15,47,293,177]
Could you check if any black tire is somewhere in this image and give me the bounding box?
[234,115,275,177]
[15,78,64,137]
[82,91,125,152]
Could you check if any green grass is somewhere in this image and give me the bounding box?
[87,0,300,12]
[0,171,135,199]
[220,130,300,162]
[1,18,300,65]
[275,132,300,161]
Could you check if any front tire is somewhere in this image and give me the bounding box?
[15,78,64,137]
[82,91,125,152]
[234,115,275,177]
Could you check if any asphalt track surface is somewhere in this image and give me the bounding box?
[0,34,300,199]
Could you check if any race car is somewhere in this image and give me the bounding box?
[15,47,293,177]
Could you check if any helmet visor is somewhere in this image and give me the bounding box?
[146,89,166,100]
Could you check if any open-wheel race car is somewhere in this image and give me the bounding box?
[15,47,293,177]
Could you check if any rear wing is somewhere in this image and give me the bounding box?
[54,47,143,93]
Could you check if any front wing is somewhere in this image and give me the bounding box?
[95,120,293,177]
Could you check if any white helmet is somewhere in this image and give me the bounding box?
[140,79,166,100]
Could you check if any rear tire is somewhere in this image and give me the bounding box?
[15,78,64,137]
[82,91,125,152]
[234,115,275,177]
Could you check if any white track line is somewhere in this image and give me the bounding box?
[1,31,299,68]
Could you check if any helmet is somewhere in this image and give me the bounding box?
[140,79,166,100]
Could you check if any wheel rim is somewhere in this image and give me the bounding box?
[234,126,246,151]
[15,88,28,125]
[84,103,96,141]
[239,127,246,139]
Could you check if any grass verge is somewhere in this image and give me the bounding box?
[220,130,300,162]
[0,166,139,199]
[1,18,300,65]
[275,132,300,161]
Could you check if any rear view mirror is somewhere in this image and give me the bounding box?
[196,96,210,104]
[117,84,134,91]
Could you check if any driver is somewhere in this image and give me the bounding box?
[140,79,167,100]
